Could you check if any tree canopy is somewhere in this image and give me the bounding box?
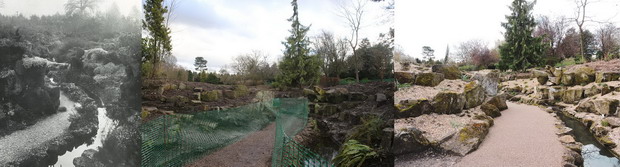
[498,0,546,72]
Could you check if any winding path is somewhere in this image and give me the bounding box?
[456,102,564,166]
[186,123,276,167]
[0,92,77,164]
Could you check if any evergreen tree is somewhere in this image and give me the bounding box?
[142,0,173,78]
[276,0,321,87]
[187,70,193,82]
[498,0,546,72]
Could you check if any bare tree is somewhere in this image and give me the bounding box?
[596,23,619,59]
[313,30,338,77]
[64,0,101,16]
[164,0,182,27]
[232,50,270,81]
[337,0,367,82]
[455,39,487,64]
[534,15,569,64]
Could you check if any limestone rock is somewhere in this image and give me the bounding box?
[376,93,387,103]
[480,103,501,118]
[487,95,508,111]
[596,72,620,83]
[414,72,445,87]
[464,81,486,109]
[432,64,462,80]
[571,66,595,85]
[562,88,584,104]
[395,99,433,118]
[472,70,499,96]
[604,117,620,128]
[533,69,549,85]
[392,127,430,155]
[395,72,416,84]
[431,91,465,114]
[325,88,349,104]
[559,135,576,144]
[561,73,575,86]
[576,98,619,116]
[439,120,490,156]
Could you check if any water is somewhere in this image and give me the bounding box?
[556,109,620,166]
[53,106,117,166]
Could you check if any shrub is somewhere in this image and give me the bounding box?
[458,65,477,71]
[332,139,378,167]
[347,115,384,145]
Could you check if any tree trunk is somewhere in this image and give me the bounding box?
[355,71,359,83]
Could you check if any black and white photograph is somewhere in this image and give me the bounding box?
[0,0,141,166]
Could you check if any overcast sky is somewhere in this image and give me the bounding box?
[396,0,620,60]
[168,0,392,72]
[0,0,141,17]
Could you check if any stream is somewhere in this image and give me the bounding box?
[52,97,118,166]
[555,109,620,166]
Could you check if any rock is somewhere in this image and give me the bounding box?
[487,95,508,110]
[602,84,613,95]
[178,82,186,90]
[395,99,433,118]
[395,72,415,84]
[557,127,573,135]
[193,87,204,92]
[536,86,550,100]
[57,106,67,112]
[414,72,445,87]
[325,88,349,104]
[169,95,189,107]
[431,91,465,114]
[472,70,499,96]
[233,85,249,97]
[550,86,564,101]
[599,136,617,148]
[561,88,584,104]
[202,90,221,102]
[392,127,430,155]
[313,103,341,117]
[583,84,601,97]
[463,81,486,109]
[223,90,237,99]
[571,66,595,85]
[192,92,201,101]
[559,135,576,144]
[73,149,104,167]
[604,117,620,128]
[596,72,620,83]
[480,103,501,118]
[303,88,317,101]
[561,73,575,86]
[533,69,549,85]
[432,64,462,80]
[576,98,619,116]
[440,120,490,156]
[381,128,394,153]
[376,93,387,103]
[350,92,367,101]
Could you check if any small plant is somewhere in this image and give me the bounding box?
[602,120,610,127]
[332,140,378,167]
[347,115,384,145]
[397,83,411,89]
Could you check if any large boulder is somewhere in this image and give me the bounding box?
[392,127,430,155]
[325,88,349,104]
[576,98,619,116]
[596,72,620,83]
[414,72,445,87]
[571,66,596,85]
[562,88,584,104]
[583,84,601,97]
[480,103,501,118]
[15,57,48,88]
[395,72,415,84]
[431,91,466,114]
[487,95,508,110]
[472,70,499,96]
[463,81,486,109]
[395,99,433,118]
[392,114,470,155]
[532,70,549,85]
[432,65,462,80]
[439,120,491,156]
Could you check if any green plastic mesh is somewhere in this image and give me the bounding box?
[140,98,330,167]
[271,98,332,167]
[141,100,275,167]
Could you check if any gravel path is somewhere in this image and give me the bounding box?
[186,123,275,167]
[0,92,77,164]
[456,102,564,167]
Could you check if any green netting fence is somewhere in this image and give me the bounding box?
[141,98,332,167]
[271,98,332,167]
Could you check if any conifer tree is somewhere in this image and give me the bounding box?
[276,0,321,87]
[498,0,546,72]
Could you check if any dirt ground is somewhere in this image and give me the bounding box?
[185,123,276,167]
[567,59,620,72]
